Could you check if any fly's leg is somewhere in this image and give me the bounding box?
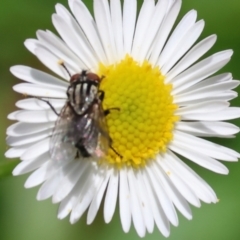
[104,108,120,116]
[109,138,122,158]
[36,98,60,116]
[98,90,105,101]
[98,90,120,115]
[105,106,122,158]
[75,151,80,159]
[75,139,91,158]
[105,107,122,157]
[58,60,71,78]
[110,145,122,158]
[98,90,122,157]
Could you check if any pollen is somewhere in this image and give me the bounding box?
[98,56,178,168]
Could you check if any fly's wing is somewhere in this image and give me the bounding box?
[49,104,78,162]
[50,101,110,161]
[84,103,111,158]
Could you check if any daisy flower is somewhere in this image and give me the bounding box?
[6,0,240,237]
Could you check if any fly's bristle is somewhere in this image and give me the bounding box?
[58,60,71,78]
[57,59,64,65]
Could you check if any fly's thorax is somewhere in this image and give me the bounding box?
[67,77,99,115]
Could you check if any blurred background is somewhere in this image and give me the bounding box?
[1,0,240,239]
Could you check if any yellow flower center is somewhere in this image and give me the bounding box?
[98,56,178,168]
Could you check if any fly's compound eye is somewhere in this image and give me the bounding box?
[86,73,101,82]
[70,74,82,83]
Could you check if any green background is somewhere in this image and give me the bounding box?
[1,0,240,239]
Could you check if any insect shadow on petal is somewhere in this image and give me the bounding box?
[39,61,121,162]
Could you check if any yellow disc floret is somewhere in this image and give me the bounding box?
[98,56,178,168]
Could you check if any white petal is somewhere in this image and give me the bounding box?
[94,0,117,63]
[173,130,240,161]
[174,80,239,105]
[166,151,217,203]
[181,72,233,93]
[16,98,65,111]
[13,83,66,98]
[52,13,97,70]
[104,168,119,223]
[182,107,240,121]
[34,47,69,80]
[175,91,237,105]
[55,3,95,59]
[37,30,85,72]
[131,0,155,60]
[13,152,49,175]
[166,0,175,11]
[5,145,30,158]
[119,167,131,233]
[166,35,217,81]
[158,10,197,68]
[110,0,124,60]
[176,101,229,115]
[68,0,76,12]
[24,38,42,55]
[58,202,73,219]
[172,50,233,94]
[52,160,88,203]
[177,79,239,99]
[157,158,201,206]
[138,0,169,63]
[123,0,137,54]
[58,185,81,219]
[24,159,52,188]
[149,0,182,65]
[69,163,96,221]
[134,170,154,233]
[21,138,50,161]
[169,142,229,174]
[146,164,178,226]
[175,121,240,137]
[128,168,146,238]
[87,168,110,224]
[154,159,193,218]
[162,20,205,75]
[6,131,50,147]
[14,109,57,123]
[70,165,97,223]
[162,162,210,205]
[71,0,108,64]
[37,173,61,200]
[7,122,54,137]
[10,65,68,89]
[141,169,170,237]
[8,111,21,120]
[87,170,110,224]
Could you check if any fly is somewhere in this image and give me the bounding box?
[41,62,120,162]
